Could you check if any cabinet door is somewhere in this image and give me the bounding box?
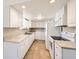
[55,43,62,59]
[35,31,45,40]
[18,40,25,59]
[31,22,35,27]
[48,37,54,59]
[67,0,76,27]
[10,7,21,27]
[35,31,39,39]
[55,7,65,26]
[62,49,76,59]
[41,31,45,40]
[4,42,18,59]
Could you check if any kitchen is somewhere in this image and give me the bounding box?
[3,0,76,59]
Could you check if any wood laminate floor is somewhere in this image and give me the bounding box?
[23,40,51,59]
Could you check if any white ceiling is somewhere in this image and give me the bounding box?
[12,0,68,20]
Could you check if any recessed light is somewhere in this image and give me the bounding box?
[50,0,55,3]
[22,6,26,8]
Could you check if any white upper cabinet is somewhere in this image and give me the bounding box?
[67,0,76,27]
[55,6,67,26]
[10,7,23,27]
[31,21,46,28]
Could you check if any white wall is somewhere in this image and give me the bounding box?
[3,5,10,27]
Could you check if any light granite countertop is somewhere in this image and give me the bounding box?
[55,40,76,49]
[3,28,33,43]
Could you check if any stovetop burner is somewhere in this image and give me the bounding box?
[51,36,70,41]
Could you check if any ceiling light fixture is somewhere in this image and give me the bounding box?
[50,0,55,3]
[22,5,26,9]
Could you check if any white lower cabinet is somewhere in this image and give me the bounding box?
[55,43,76,59]
[18,42,25,59]
[62,49,76,59]
[4,42,18,59]
[4,33,34,59]
[18,33,34,59]
[34,31,45,40]
[55,43,62,59]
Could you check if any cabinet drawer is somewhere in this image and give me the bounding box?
[55,43,61,54]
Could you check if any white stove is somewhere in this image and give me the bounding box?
[48,31,76,59]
